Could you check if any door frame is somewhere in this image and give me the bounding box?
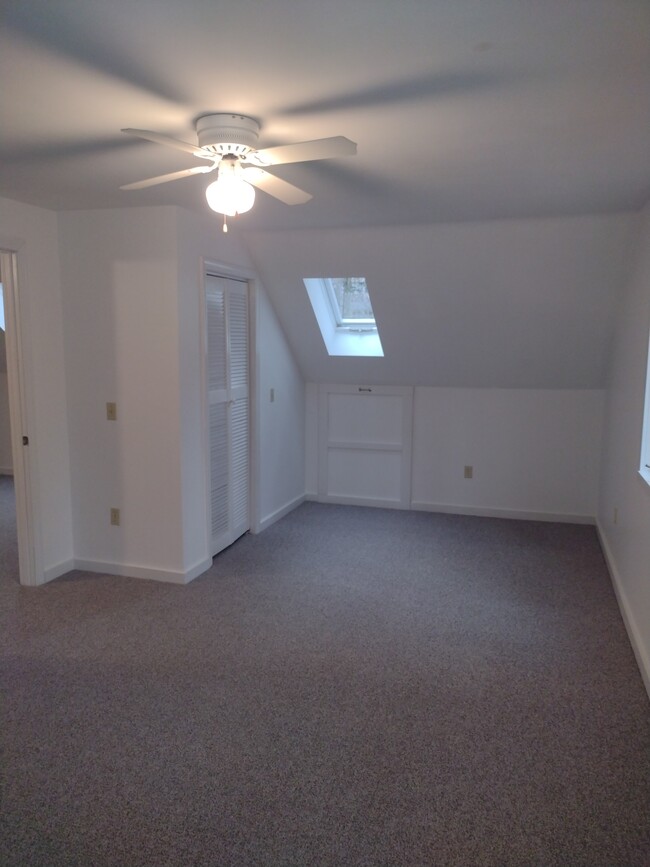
[0,247,41,586]
[200,258,258,558]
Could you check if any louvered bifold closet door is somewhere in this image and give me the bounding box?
[227,281,249,540]
[205,275,250,557]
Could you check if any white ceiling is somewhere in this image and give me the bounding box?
[2,0,649,230]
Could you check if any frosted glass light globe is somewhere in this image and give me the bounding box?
[205,177,255,216]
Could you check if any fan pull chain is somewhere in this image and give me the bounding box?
[222,215,228,233]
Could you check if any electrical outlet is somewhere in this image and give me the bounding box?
[106,402,117,421]
[110,508,120,526]
[464,465,473,479]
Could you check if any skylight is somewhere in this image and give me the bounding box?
[303,277,383,357]
[326,278,376,331]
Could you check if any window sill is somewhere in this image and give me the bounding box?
[638,466,650,489]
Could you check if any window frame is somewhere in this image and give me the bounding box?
[323,278,377,333]
[640,329,650,487]
[303,277,384,357]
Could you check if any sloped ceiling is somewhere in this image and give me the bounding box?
[245,213,641,387]
[1,1,648,389]
[1,0,649,229]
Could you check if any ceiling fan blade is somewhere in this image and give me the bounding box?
[250,136,357,167]
[120,164,215,190]
[121,128,209,158]
[242,168,312,205]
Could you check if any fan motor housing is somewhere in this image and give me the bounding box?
[196,113,260,157]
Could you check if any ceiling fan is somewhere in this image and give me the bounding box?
[121,113,357,226]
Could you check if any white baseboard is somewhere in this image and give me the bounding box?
[255,494,306,533]
[73,558,199,585]
[43,558,75,584]
[411,500,595,524]
[37,556,211,586]
[305,494,593,523]
[183,556,213,583]
[308,494,408,510]
[596,522,650,701]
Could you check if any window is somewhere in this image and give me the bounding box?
[325,278,377,332]
[303,277,383,357]
[641,329,650,486]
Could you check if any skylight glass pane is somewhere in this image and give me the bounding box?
[303,277,384,357]
[329,278,375,324]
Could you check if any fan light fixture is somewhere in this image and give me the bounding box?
[205,156,255,229]
[120,114,357,232]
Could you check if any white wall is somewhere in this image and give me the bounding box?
[412,388,603,521]
[598,203,650,696]
[57,205,305,582]
[255,287,305,528]
[59,206,186,580]
[305,382,319,496]
[307,384,602,521]
[0,196,73,580]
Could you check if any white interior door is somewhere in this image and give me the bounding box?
[206,274,250,556]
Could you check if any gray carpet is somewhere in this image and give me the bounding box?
[1,492,649,866]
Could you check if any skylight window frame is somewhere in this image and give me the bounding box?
[322,278,377,333]
[640,327,650,488]
[303,277,384,358]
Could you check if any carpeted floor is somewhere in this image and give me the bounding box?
[1,489,649,866]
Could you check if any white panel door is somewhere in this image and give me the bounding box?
[205,275,250,556]
[318,384,413,508]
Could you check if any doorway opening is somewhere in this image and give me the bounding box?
[0,250,35,586]
[0,263,18,582]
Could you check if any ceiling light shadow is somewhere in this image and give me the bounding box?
[4,12,188,105]
[0,137,144,164]
[281,69,511,116]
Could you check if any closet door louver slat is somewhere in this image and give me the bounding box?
[228,289,248,390]
[209,402,229,538]
[205,274,250,557]
[231,398,249,534]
